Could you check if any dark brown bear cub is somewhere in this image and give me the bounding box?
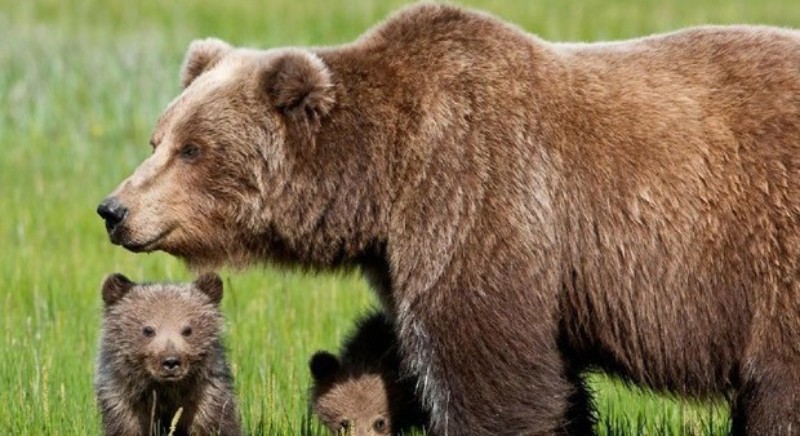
[95,273,240,436]
[310,311,427,435]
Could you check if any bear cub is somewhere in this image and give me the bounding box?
[310,311,427,435]
[95,273,241,436]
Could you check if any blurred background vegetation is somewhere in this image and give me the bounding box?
[1,0,797,433]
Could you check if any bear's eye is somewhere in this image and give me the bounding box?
[178,143,201,161]
[373,418,387,432]
[338,419,351,431]
[181,326,192,337]
[142,326,155,338]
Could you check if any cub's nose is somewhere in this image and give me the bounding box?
[97,197,128,231]
[162,357,181,371]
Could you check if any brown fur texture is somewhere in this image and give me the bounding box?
[309,311,427,435]
[95,273,240,436]
[98,3,800,434]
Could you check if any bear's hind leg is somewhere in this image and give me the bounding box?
[731,359,800,436]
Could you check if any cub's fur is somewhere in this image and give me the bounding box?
[95,273,240,436]
[310,311,427,435]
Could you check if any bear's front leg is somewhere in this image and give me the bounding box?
[395,281,595,435]
[187,382,242,436]
[96,394,149,436]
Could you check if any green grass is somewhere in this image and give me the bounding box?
[1,0,797,434]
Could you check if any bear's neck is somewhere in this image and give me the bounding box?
[311,27,569,307]
[249,51,399,273]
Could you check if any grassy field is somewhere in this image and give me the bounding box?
[1,0,798,434]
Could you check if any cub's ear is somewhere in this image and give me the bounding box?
[102,273,135,306]
[261,50,335,132]
[309,351,340,383]
[181,38,232,88]
[194,272,223,305]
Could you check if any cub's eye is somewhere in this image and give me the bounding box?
[338,419,351,431]
[142,326,155,338]
[181,326,192,337]
[178,143,201,161]
[373,418,387,433]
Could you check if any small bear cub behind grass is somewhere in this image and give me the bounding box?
[310,311,427,435]
[95,273,240,436]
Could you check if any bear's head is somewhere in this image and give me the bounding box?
[100,272,225,383]
[97,39,363,270]
[309,351,394,436]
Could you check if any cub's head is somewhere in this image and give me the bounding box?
[97,38,336,269]
[100,272,225,383]
[309,351,394,436]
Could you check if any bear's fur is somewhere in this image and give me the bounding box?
[309,311,427,435]
[99,3,800,434]
[95,273,241,436]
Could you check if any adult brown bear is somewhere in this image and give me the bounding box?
[98,3,800,434]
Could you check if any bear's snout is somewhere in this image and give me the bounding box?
[150,352,189,381]
[161,356,182,371]
[97,197,128,234]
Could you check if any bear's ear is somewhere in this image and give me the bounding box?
[193,272,223,305]
[310,351,340,383]
[260,50,335,132]
[102,273,135,307]
[181,38,232,88]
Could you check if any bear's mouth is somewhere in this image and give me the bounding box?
[120,226,176,253]
[151,371,188,383]
[149,365,189,382]
[156,372,186,381]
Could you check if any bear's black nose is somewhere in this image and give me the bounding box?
[97,197,128,231]
[162,357,181,371]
